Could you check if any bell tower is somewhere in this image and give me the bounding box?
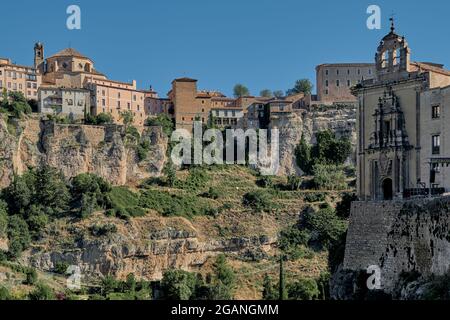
[34,42,44,72]
[374,18,411,81]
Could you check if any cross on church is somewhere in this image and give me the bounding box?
[389,12,396,32]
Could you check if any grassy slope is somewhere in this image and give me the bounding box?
[2,165,346,300]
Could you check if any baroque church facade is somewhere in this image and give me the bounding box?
[354,20,450,201]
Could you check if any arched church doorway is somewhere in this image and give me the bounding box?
[382,178,393,200]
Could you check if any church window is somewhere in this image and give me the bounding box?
[325,80,329,87]
[432,135,441,155]
[347,80,351,87]
[336,80,340,87]
[432,105,441,119]
[394,49,401,66]
[381,51,388,68]
[325,70,329,75]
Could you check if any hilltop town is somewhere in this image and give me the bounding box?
[1,42,373,131]
[2,19,450,301]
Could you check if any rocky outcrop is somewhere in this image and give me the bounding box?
[25,215,275,281]
[270,105,356,176]
[334,197,450,299]
[0,114,167,188]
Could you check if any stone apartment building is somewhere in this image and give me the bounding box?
[162,77,302,131]
[38,87,90,120]
[246,99,294,129]
[0,57,41,100]
[354,21,450,201]
[165,78,266,131]
[85,78,156,127]
[316,63,375,104]
[34,43,154,126]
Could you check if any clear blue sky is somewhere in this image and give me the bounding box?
[1,0,449,97]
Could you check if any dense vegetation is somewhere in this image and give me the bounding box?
[0,128,356,300]
[0,90,33,118]
[296,130,352,176]
[160,255,235,300]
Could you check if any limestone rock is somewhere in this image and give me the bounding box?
[0,115,167,188]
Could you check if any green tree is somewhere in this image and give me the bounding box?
[126,273,137,293]
[273,90,285,99]
[208,254,235,300]
[286,79,313,96]
[161,269,197,300]
[96,112,114,124]
[102,275,119,296]
[1,89,8,110]
[3,171,36,214]
[262,274,277,300]
[233,84,250,98]
[336,193,358,219]
[0,286,11,300]
[163,160,177,187]
[303,206,348,249]
[279,256,288,300]
[279,227,311,260]
[25,269,38,285]
[146,114,174,137]
[317,272,330,300]
[0,200,8,238]
[7,215,31,259]
[243,190,275,212]
[71,173,111,205]
[26,206,49,238]
[6,92,32,118]
[260,89,273,98]
[295,135,312,175]
[287,175,302,191]
[80,193,96,218]
[120,110,134,131]
[28,283,56,300]
[34,166,70,216]
[85,112,114,125]
[314,130,351,165]
[288,278,320,300]
[311,164,347,191]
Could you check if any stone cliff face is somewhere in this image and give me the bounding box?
[25,214,275,281]
[333,197,450,299]
[271,106,357,176]
[0,114,167,188]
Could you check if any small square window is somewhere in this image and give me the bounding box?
[432,135,441,155]
[432,105,441,119]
